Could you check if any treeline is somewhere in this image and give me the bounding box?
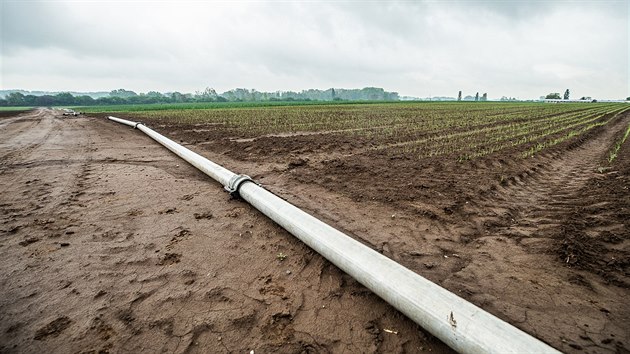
[0,87,399,107]
[221,87,398,101]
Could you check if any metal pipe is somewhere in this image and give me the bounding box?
[108,116,235,186]
[107,116,560,354]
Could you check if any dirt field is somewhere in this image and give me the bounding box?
[1,108,628,353]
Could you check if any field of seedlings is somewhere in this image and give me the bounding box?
[104,102,628,160]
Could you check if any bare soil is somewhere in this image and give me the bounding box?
[1,108,628,353]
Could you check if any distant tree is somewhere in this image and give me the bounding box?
[76,95,95,105]
[23,95,38,106]
[194,87,218,102]
[36,95,55,106]
[97,96,126,105]
[545,93,561,99]
[109,89,138,98]
[170,92,186,103]
[146,91,164,98]
[457,91,462,101]
[626,97,630,101]
[563,89,570,100]
[475,92,479,101]
[6,92,26,106]
[360,87,386,100]
[481,93,488,101]
[55,92,75,105]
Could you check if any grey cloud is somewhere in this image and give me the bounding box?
[2,1,172,59]
[1,0,627,99]
[441,0,625,20]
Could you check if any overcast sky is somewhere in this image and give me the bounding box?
[1,0,628,99]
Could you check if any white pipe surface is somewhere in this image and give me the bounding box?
[107,116,561,354]
[108,116,235,186]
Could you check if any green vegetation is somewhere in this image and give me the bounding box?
[0,106,32,111]
[106,101,629,161]
[75,100,396,113]
[545,93,561,99]
[608,122,630,163]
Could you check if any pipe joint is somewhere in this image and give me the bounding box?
[134,122,144,129]
[224,174,257,199]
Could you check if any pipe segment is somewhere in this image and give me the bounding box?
[107,116,560,354]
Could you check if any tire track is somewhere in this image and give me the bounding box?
[0,109,60,163]
[474,111,630,248]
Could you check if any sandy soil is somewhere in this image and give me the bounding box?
[0,109,448,353]
[1,108,628,353]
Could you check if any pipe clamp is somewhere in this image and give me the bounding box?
[224,174,256,199]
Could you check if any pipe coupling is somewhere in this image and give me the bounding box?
[134,122,144,129]
[224,174,257,199]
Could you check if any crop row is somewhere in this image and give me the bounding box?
[127,102,629,160]
[379,103,620,160]
[130,102,600,138]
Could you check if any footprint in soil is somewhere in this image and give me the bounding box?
[205,287,231,303]
[364,320,384,346]
[34,316,72,340]
[158,207,178,215]
[262,311,294,342]
[89,316,116,341]
[158,253,181,265]
[193,211,213,220]
[18,237,40,246]
[7,225,21,233]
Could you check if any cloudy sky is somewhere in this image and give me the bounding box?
[1,0,628,99]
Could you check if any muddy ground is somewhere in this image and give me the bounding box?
[1,108,628,353]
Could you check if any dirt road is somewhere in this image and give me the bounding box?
[1,108,628,353]
[0,109,447,353]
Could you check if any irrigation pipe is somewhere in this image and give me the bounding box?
[107,116,560,354]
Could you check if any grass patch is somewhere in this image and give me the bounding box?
[0,106,33,111]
